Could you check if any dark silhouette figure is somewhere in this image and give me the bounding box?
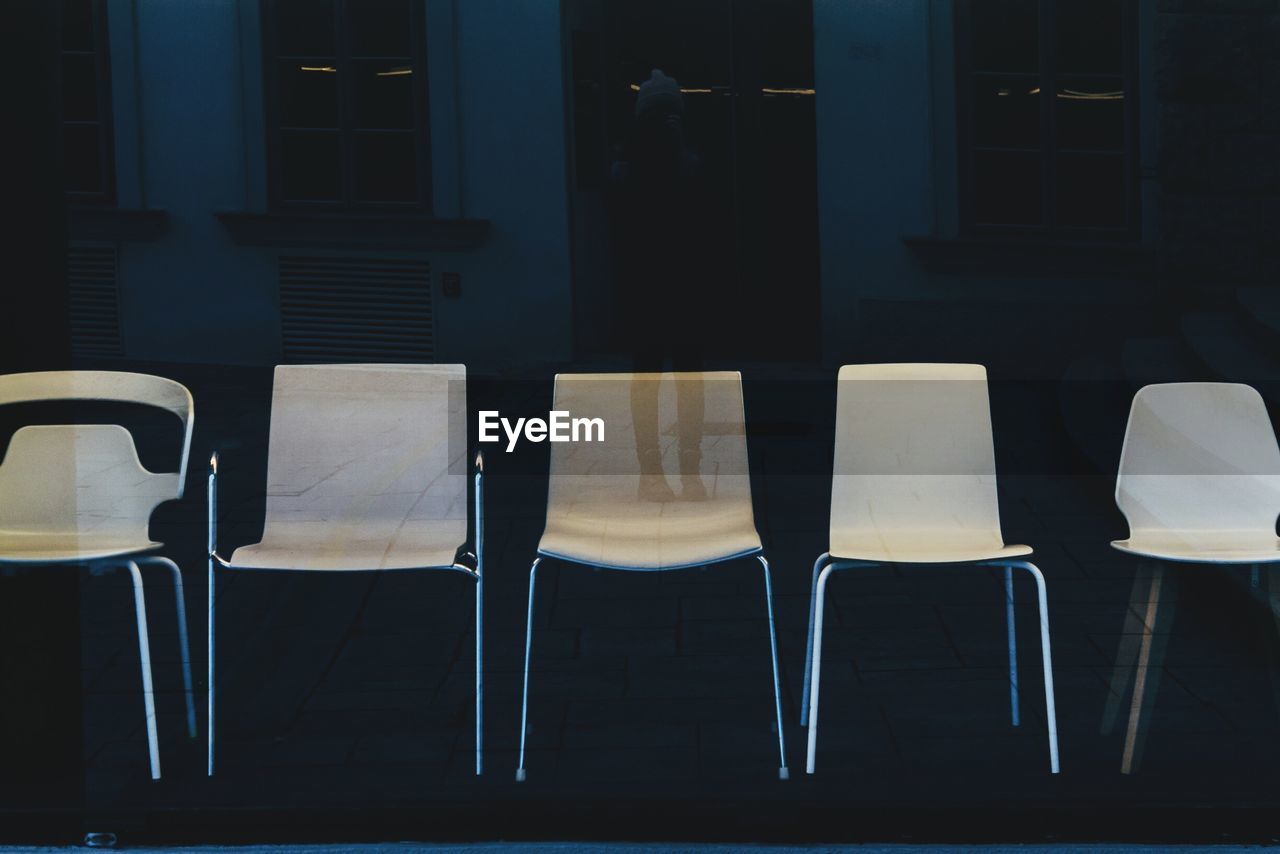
[608,69,712,501]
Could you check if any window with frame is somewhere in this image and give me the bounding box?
[956,0,1138,239]
[263,0,431,209]
[62,0,115,202]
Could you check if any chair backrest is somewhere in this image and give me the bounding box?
[544,370,755,525]
[258,364,467,553]
[0,370,194,485]
[0,371,193,548]
[1116,383,1280,536]
[830,363,1004,543]
[0,425,179,544]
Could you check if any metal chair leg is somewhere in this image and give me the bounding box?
[1102,564,1152,736]
[207,557,216,776]
[756,555,789,779]
[1121,562,1176,775]
[1010,561,1060,774]
[1005,566,1020,727]
[805,562,838,774]
[124,560,161,780]
[474,573,483,776]
[136,556,196,739]
[515,557,542,782]
[207,457,217,776]
[801,552,829,725]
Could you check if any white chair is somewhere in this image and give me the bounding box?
[1106,382,1280,772]
[207,364,483,775]
[515,371,788,781]
[0,371,198,780]
[802,364,1059,774]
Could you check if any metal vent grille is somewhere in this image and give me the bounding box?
[279,256,434,363]
[68,246,122,358]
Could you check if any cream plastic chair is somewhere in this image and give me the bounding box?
[515,371,788,781]
[0,371,198,780]
[1106,382,1280,772]
[802,364,1059,774]
[207,364,483,775]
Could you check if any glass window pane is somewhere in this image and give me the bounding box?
[1055,78,1125,151]
[62,0,96,52]
[64,124,103,194]
[972,75,1040,148]
[1057,0,1123,74]
[348,0,413,57]
[353,61,414,129]
[970,0,1038,73]
[281,130,342,200]
[275,0,336,56]
[354,132,416,202]
[759,0,814,89]
[63,53,100,122]
[278,63,339,128]
[973,149,1041,225]
[1057,152,1125,227]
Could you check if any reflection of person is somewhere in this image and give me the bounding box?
[608,69,710,501]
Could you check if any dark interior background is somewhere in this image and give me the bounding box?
[3,0,1280,846]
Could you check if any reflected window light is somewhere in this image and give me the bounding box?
[1025,85,1123,100]
[961,0,1134,233]
[627,83,814,96]
[1058,88,1123,100]
[300,65,338,73]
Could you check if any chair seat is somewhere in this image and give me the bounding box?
[830,532,1032,564]
[0,531,162,564]
[1111,534,1280,565]
[538,505,762,570]
[229,540,462,571]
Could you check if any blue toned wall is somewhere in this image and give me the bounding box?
[93,0,572,370]
[430,0,574,369]
[812,0,937,358]
[109,0,279,364]
[811,0,1158,367]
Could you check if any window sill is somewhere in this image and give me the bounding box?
[69,207,170,242]
[216,211,491,251]
[903,236,1157,277]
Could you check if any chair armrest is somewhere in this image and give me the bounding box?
[473,449,485,576]
[207,451,231,565]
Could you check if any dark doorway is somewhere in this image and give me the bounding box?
[564,0,821,363]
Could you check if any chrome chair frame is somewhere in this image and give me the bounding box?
[801,555,1060,775]
[0,554,197,781]
[0,371,199,781]
[516,548,789,782]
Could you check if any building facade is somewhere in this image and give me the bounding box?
[65,0,1277,372]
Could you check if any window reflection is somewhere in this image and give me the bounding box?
[961,0,1135,235]
[61,0,114,199]
[266,0,427,207]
